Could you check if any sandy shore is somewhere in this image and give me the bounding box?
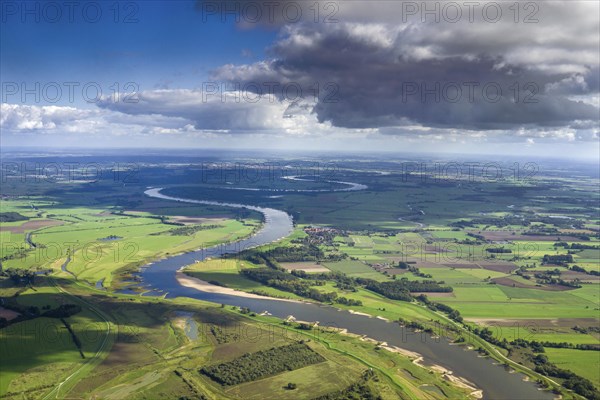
[413,358,482,399]
[380,344,422,359]
[348,309,372,317]
[356,333,482,399]
[176,271,300,303]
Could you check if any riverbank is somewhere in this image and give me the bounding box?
[329,328,483,399]
[175,271,302,303]
[141,187,556,400]
[378,342,483,399]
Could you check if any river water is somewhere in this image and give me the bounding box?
[141,188,551,400]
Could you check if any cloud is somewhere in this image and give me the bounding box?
[96,89,302,132]
[208,1,599,132]
[2,89,336,138]
[1,104,95,132]
[198,0,599,76]
[0,103,194,138]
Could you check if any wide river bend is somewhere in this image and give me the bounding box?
[141,188,551,400]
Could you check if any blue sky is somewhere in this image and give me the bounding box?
[1,1,275,106]
[1,1,599,159]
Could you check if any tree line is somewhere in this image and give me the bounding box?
[357,277,452,303]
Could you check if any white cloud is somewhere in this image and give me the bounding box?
[97,89,300,132]
[1,104,94,132]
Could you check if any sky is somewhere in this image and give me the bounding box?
[1,0,599,159]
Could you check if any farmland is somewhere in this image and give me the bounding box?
[0,197,261,289]
[0,153,598,399]
[167,157,599,397]
[0,275,472,400]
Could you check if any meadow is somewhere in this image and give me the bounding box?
[1,154,598,398]
[1,197,260,289]
[0,276,473,399]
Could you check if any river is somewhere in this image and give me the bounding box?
[141,187,551,400]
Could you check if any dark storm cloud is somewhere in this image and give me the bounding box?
[546,67,600,96]
[213,19,599,130]
[204,1,600,130]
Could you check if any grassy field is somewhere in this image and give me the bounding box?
[0,276,472,399]
[544,348,600,388]
[1,198,260,289]
[0,278,115,397]
[323,259,390,281]
[1,156,598,398]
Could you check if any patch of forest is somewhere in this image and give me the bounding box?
[0,212,28,223]
[200,342,325,386]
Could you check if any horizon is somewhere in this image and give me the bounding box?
[2,145,600,164]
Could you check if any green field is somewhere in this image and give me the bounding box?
[0,277,471,399]
[1,156,598,399]
[1,198,260,289]
[323,260,390,281]
[544,348,600,388]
